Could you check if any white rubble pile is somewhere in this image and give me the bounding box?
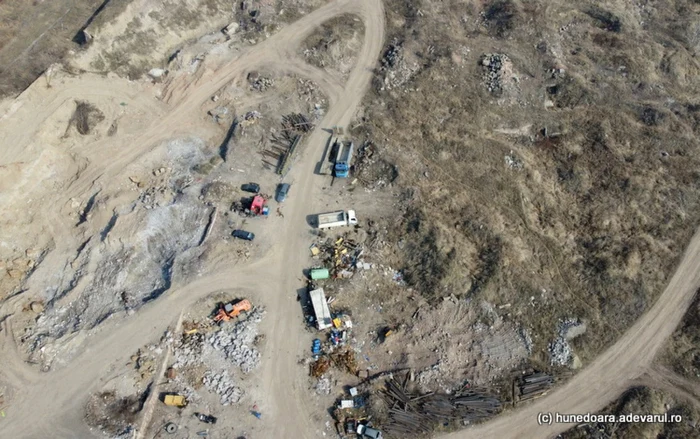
[377,42,420,92]
[171,333,205,369]
[315,376,331,395]
[205,308,265,373]
[548,337,572,366]
[202,370,244,405]
[548,318,586,366]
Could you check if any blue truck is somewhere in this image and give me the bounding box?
[334,141,354,178]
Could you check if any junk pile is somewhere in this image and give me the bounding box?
[480,53,511,95]
[352,142,398,190]
[380,373,501,437]
[311,236,365,279]
[249,73,274,92]
[515,371,554,402]
[282,113,314,133]
[171,308,264,405]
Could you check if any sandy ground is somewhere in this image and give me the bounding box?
[1,0,700,438]
[0,0,385,437]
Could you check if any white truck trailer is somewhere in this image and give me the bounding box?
[317,210,357,229]
[309,288,332,330]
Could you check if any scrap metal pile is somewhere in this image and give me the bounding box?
[281,113,314,133]
[381,374,501,437]
[311,236,365,279]
[515,371,554,402]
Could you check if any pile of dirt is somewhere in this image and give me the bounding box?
[301,15,365,79]
[67,101,105,135]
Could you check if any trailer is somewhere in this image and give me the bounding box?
[309,288,333,330]
[334,141,354,178]
[317,210,357,229]
[322,138,340,176]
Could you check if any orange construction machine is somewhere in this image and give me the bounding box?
[214,299,252,323]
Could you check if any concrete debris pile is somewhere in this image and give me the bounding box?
[202,370,245,405]
[205,308,265,373]
[480,53,511,94]
[376,42,420,92]
[504,151,523,170]
[548,318,586,367]
[29,190,210,369]
[248,72,274,92]
[172,332,205,369]
[316,376,332,395]
[243,110,261,123]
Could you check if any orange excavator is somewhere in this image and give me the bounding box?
[213,299,252,323]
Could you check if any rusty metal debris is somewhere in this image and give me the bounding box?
[514,371,554,403]
[381,374,501,437]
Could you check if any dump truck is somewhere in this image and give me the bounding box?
[317,210,357,229]
[214,299,252,323]
[334,141,354,178]
[309,288,332,330]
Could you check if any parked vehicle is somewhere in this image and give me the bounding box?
[163,394,187,407]
[309,288,332,330]
[194,412,217,424]
[232,229,255,241]
[334,141,354,178]
[213,299,252,323]
[357,424,383,439]
[275,183,291,202]
[241,182,260,193]
[316,210,357,229]
[249,195,269,216]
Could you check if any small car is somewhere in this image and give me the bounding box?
[241,182,260,193]
[194,412,217,424]
[232,229,255,241]
[275,183,291,202]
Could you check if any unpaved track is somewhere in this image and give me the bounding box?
[0,0,385,437]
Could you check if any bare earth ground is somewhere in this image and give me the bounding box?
[2,0,700,439]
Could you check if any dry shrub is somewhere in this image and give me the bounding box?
[70,101,105,135]
[85,390,141,436]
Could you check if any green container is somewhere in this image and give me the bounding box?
[310,268,330,280]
